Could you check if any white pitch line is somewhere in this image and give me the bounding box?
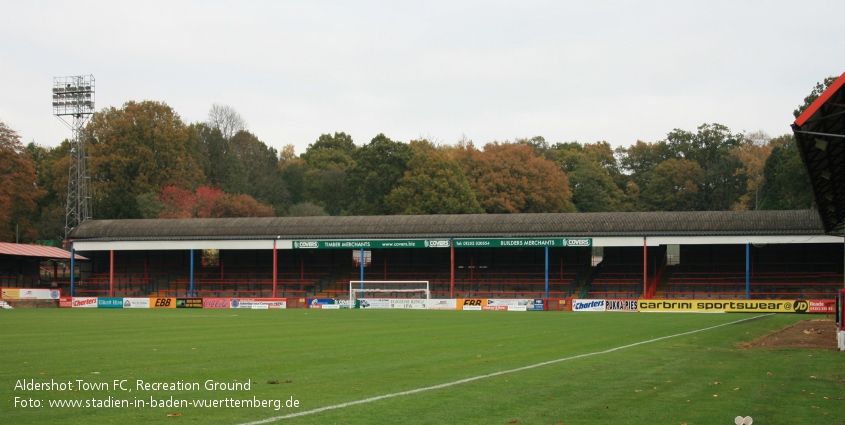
[237,313,774,425]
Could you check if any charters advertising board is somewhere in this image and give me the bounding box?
[71,297,98,308]
[572,299,605,312]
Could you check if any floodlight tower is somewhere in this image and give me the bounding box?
[53,75,95,238]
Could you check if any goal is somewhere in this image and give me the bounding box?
[349,280,430,303]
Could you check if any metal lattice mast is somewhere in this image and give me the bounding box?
[53,75,95,238]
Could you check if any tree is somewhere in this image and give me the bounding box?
[26,141,65,242]
[549,141,626,212]
[207,103,247,140]
[136,193,164,219]
[157,185,273,218]
[640,159,703,211]
[193,123,231,188]
[616,140,676,192]
[758,135,814,210]
[794,75,840,118]
[300,132,357,215]
[386,140,483,215]
[0,120,43,242]
[85,100,206,218]
[454,141,574,213]
[280,158,307,207]
[287,202,328,216]
[346,134,413,215]
[731,131,773,210]
[664,124,743,168]
[228,130,289,212]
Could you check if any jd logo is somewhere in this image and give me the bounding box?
[793,300,809,314]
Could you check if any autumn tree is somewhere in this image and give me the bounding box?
[0,120,44,242]
[85,100,206,219]
[731,131,773,210]
[158,186,273,218]
[640,159,703,211]
[454,141,574,213]
[386,140,483,215]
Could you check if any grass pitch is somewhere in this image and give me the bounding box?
[1,309,843,424]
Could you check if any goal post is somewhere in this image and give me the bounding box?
[349,280,430,303]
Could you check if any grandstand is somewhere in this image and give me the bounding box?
[48,210,842,301]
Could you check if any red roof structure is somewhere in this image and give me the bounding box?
[792,71,845,234]
[0,242,87,260]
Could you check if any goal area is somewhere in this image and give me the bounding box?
[349,281,430,303]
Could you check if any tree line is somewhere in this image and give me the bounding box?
[1,77,834,244]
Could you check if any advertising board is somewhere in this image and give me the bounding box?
[176,298,203,308]
[572,299,606,312]
[426,299,457,310]
[605,299,639,312]
[123,298,151,308]
[229,298,287,309]
[2,288,60,300]
[457,299,488,310]
[59,296,73,308]
[72,297,98,308]
[97,298,123,308]
[203,298,231,309]
[150,298,177,309]
[638,300,805,313]
[359,299,391,309]
[808,300,835,314]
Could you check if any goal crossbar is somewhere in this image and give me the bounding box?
[349,281,430,303]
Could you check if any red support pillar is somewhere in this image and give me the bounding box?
[643,237,647,296]
[450,241,455,299]
[272,240,278,298]
[109,250,115,298]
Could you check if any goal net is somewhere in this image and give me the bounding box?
[349,280,430,303]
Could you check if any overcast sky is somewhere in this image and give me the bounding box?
[1,1,843,155]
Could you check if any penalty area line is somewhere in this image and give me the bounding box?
[237,313,774,425]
